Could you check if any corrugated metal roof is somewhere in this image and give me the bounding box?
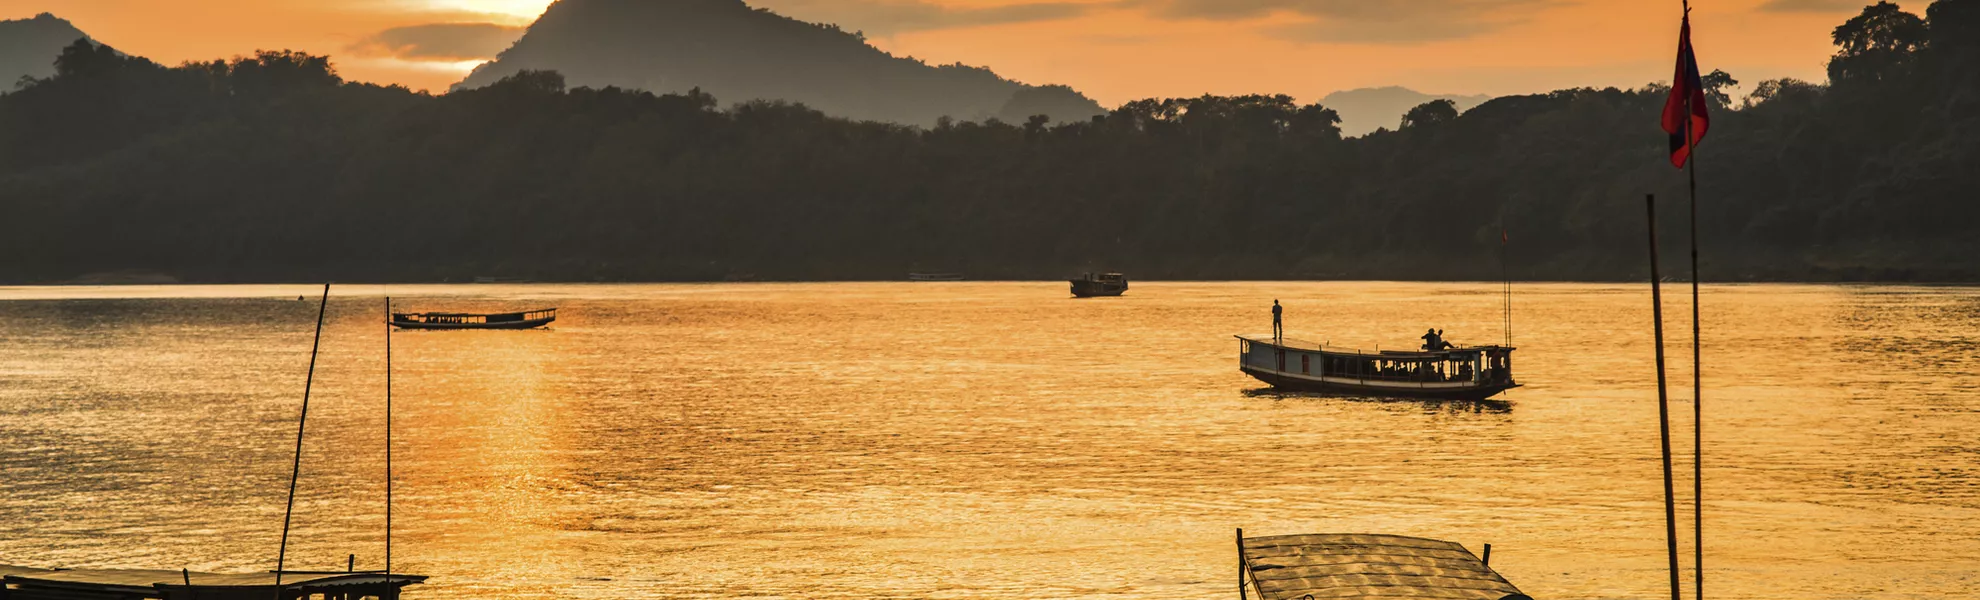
[1241,533,1529,600]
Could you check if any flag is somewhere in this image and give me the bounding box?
[1662,10,1709,168]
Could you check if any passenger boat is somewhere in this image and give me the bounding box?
[908,272,964,282]
[1236,530,1530,600]
[1235,334,1517,401]
[390,308,556,330]
[1069,272,1128,297]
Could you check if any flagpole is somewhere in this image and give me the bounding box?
[1682,3,1705,597]
[1686,76,1705,600]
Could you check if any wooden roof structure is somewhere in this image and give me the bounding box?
[1,566,424,600]
[1238,532,1530,600]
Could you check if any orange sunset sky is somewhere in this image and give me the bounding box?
[3,0,1875,104]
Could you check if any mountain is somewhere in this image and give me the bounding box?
[1321,86,1494,137]
[1,13,93,88]
[454,0,1104,126]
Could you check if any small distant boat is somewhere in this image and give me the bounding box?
[472,276,532,284]
[1069,272,1128,297]
[908,272,964,282]
[1236,334,1518,401]
[1237,530,1530,600]
[390,308,557,330]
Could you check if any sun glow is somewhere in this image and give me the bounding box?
[423,0,556,20]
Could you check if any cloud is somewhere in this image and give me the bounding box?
[349,22,525,61]
[755,0,1094,36]
[1133,0,1560,43]
[1755,0,1871,12]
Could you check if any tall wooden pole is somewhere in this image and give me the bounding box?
[384,296,394,576]
[1236,528,1247,600]
[1646,196,1682,600]
[1685,71,1706,600]
[276,284,331,600]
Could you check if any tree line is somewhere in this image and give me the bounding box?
[2,0,1977,283]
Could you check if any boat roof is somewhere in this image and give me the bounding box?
[1240,533,1529,600]
[397,308,554,317]
[1236,334,1514,357]
[1,567,425,591]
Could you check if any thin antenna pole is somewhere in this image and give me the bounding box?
[1686,69,1705,600]
[385,296,394,576]
[275,284,331,599]
[1645,196,1682,600]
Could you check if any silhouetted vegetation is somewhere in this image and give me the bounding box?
[1,1,1977,283]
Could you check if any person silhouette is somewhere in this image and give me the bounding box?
[1271,300,1283,344]
[1422,328,1440,351]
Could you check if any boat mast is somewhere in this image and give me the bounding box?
[275,284,331,599]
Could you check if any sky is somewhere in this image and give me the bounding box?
[2,0,1879,105]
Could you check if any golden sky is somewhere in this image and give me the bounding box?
[3,0,1871,104]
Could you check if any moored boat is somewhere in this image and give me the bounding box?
[1235,334,1518,401]
[390,308,557,330]
[1069,272,1128,297]
[1237,530,1530,600]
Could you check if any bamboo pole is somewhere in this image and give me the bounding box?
[1646,196,1682,600]
[275,284,332,600]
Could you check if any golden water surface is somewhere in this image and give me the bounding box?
[1,282,1975,599]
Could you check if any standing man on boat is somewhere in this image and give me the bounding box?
[1272,300,1283,344]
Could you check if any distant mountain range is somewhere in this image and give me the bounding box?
[455,0,1104,127]
[1,13,92,87]
[1321,87,1495,137]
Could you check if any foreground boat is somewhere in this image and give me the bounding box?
[390,308,556,330]
[1236,334,1518,401]
[1237,530,1530,600]
[1,566,425,600]
[1069,272,1128,297]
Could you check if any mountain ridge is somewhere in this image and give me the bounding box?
[1,13,94,88]
[454,0,1104,126]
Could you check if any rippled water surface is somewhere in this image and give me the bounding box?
[2,282,1977,599]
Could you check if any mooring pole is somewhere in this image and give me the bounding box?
[275,284,332,600]
[1236,528,1247,600]
[385,296,394,576]
[1646,195,1681,600]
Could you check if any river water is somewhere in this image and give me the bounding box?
[0,282,1975,599]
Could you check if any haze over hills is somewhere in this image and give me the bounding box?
[1,13,93,87]
[1321,87,1495,137]
[454,0,1104,126]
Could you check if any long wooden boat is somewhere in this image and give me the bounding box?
[390,308,556,330]
[1,566,425,600]
[1237,530,1530,600]
[1069,272,1128,297]
[1236,334,1518,401]
[908,272,964,282]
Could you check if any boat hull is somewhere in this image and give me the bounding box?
[1070,281,1127,297]
[390,316,556,330]
[1240,364,1517,401]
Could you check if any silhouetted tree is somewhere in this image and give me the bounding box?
[1829,2,1928,83]
[1400,99,1458,129]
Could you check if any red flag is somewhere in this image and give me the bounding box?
[1661,9,1709,168]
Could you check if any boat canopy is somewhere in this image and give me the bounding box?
[1239,533,1529,600]
[1235,334,1513,358]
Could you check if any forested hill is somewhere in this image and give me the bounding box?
[453,0,1104,127]
[1,1,1977,284]
[1,13,92,85]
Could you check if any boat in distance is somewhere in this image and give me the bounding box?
[1236,334,1518,401]
[1069,272,1128,297]
[908,272,965,282]
[390,308,557,330]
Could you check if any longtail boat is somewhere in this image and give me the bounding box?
[390,308,556,330]
[1236,334,1517,401]
[1069,272,1128,297]
[1236,530,1531,600]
